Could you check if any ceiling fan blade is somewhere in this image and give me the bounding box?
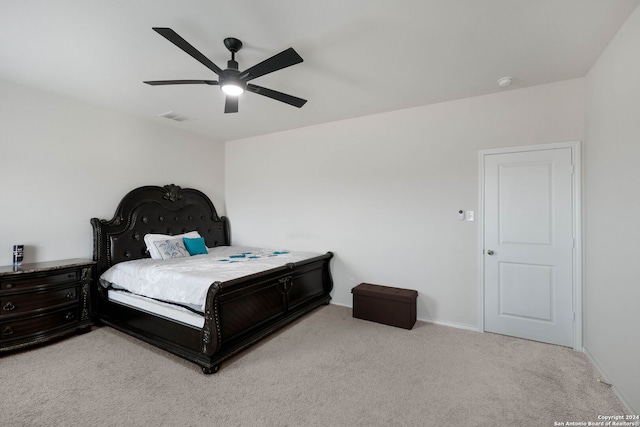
[238,48,303,82]
[152,27,223,75]
[224,96,239,113]
[246,84,307,108]
[143,80,218,86]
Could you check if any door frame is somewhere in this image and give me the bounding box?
[477,141,582,349]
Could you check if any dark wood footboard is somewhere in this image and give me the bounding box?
[91,184,333,374]
[201,252,333,371]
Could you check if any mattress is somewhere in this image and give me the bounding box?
[108,289,205,328]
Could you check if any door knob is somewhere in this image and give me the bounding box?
[485,250,494,255]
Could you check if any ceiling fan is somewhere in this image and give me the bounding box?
[143,27,307,113]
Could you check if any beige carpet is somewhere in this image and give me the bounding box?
[0,305,626,426]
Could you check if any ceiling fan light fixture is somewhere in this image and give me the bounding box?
[221,81,245,96]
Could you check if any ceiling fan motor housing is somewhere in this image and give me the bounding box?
[219,61,246,94]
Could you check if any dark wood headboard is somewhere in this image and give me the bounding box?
[91,184,230,276]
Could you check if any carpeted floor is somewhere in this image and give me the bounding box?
[0,304,627,426]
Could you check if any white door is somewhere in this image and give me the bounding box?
[483,147,575,347]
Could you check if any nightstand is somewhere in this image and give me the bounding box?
[0,258,94,352]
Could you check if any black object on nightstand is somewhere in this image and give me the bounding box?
[0,259,94,352]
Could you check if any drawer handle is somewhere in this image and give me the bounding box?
[3,326,13,336]
[66,292,75,299]
[5,283,13,289]
[3,301,15,311]
[65,312,75,321]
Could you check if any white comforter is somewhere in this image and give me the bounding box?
[100,246,322,312]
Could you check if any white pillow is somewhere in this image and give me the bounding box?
[153,238,190,260]
[144,231,201,259]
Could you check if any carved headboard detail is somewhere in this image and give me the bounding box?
[91,184,230,276]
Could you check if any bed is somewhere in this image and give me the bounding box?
[91,184,333,374]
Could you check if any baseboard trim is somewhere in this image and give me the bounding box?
[330,301,351,309]
[582,347,637,415]
[329,302,480,332]
[420,318,480,332]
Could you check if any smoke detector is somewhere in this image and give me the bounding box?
[497,76,513,88]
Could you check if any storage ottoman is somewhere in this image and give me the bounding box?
[351,283,418,329]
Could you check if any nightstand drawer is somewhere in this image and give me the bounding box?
[0,270,78,292]
[1,285,78,316]
[1,307,80,341]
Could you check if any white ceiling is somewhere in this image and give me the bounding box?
[1,1,638,143]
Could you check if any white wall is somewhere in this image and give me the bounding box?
[226,79,584,329]
[0,79,225,266]
[584,6,640,414]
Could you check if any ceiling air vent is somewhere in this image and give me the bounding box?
[158,111,189,122]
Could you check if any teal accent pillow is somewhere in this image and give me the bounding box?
[183,237,208,255]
